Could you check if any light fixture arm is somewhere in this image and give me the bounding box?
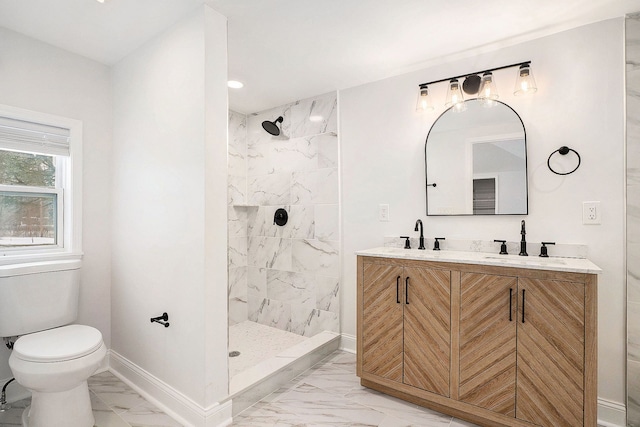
[418,61,531,88]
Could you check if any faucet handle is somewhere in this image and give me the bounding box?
[494,239,508,255]
[400,236,411,249]
[539,242,555,257]
[433,238,445,251]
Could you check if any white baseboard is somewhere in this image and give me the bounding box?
[598,397,626,426]
[109,350,232,427]
[340,333,356,353]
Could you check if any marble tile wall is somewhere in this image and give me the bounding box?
[227,92,340,337]
[228,110,249,325]
[628,13,640,427]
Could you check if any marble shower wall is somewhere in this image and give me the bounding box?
[628,13,640,427]
[228,110,249,325]
[227,92,340,337]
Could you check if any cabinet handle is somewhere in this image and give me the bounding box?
[522,289,526,323]
[509,288,513,322]
[405,277,410,304]
[396,276,401,304]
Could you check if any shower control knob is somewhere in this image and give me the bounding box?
[273,208,288,226]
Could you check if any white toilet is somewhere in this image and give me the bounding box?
[0,260,106,427]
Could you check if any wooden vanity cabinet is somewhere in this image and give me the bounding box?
[360,260,451,397]
[357,256,597,427]
[458,272,518,416]
[515,277,587,426]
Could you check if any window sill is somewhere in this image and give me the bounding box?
[0,251,83,267]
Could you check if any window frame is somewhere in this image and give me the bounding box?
[0,104,82,264]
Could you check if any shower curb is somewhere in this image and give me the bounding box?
[227,332,340,416]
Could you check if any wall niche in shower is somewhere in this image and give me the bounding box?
[227,91,340,357]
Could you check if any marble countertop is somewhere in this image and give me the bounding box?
[356,247,602,274]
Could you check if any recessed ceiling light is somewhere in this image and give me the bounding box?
[227,80,244,89]
[309,115,324,122]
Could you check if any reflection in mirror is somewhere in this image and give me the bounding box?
[425,99,527,215]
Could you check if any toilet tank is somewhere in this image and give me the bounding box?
[0,260,81,337]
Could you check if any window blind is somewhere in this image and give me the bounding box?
[0,116,70,156]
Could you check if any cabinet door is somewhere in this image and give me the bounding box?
[459,273,517,415]
[516,278,585,427]
[362,262,404,383]
[403,266,451,396]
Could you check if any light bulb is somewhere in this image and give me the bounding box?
[514,64,537,96]
[478,72,499,107]
[416,85,434,112]
[445,79,466,112]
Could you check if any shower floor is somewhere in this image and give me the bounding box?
[228,320,308,378]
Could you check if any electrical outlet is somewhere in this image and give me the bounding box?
[582,201,601,225]
[379,204,389,221]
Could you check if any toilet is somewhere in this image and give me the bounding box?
[0,260,106,427]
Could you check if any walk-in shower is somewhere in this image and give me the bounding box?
[227,92,340,413]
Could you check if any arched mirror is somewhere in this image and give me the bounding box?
[425,99,528,215]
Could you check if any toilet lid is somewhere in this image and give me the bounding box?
[13,325,103,363]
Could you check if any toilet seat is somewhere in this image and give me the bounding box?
[12,325,103,363]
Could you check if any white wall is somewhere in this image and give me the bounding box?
[0,27,112,389]
[111,5,228,417]
[340,17,626,409]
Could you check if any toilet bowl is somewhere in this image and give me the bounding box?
[9,324,107,427]
[0,260,105,427]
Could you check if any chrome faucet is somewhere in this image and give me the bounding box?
[519,220,528,256]
[414,219,425,250]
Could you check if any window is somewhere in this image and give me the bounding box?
[0,105,82,260]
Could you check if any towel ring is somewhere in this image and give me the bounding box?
[547,146,581,175]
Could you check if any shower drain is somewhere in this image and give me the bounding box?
[229,351,241,357]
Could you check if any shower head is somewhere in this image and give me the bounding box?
[262,116,283,136]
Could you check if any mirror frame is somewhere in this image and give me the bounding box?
[424,99,528,216]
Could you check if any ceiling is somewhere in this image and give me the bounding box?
[1,0,640,114]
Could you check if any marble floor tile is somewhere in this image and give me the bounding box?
[344,387,452,427]
[295,363,362,397]
[0,371,183,427]
[118,400,183,427]
[2,348,609,427]
[230,350,480,427]
[89,372,150,414]
[317,350,357,374]
[90,391,131,427]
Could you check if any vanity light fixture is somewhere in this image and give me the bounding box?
[477,71,499,106]
[514,63,537,95]
[417,61,535,111]
[416,84,434,112]
[445,79,466,112]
